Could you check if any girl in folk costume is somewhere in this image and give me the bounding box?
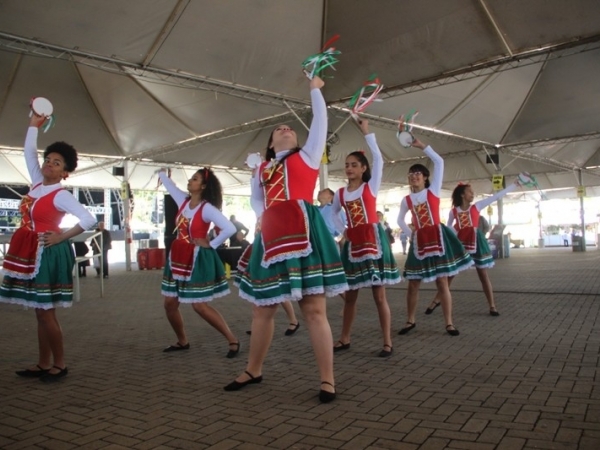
[227,76,348,403]
[1,113,96,381]
[426,176,523,316]
[331,119,400,357]
[158,168,240,358]
[396,121,473,336]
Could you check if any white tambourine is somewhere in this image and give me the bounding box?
[245,153,263,169]
[30,97,53,117]
[397,131,414,148]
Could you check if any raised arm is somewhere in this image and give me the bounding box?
[358,119,383,195]
[331,191,346,235]
[423,145,443,196]
[24,126,43,185]
[474,181,518,211]
[301,76,328,169]
[158,171,188,207]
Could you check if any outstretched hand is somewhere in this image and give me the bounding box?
[310,75,324,90]
[356,117,369,135]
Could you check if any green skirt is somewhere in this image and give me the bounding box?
[471,229,494,269]
[404,224,473,282]
[161,247,230,303]
[0,240,75,309]
[342,223,401,289]
[236,202,348,305]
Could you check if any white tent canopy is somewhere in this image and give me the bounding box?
[1,0,599,201]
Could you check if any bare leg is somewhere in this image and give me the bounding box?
[164,296,188,345]
[406,279,421,324]
[232,304,278,383]
[36,309,65,374]
[192,302,238,346]
[476,268,497,312]
[435,277,457,332]
[427,276,454,310]
[372,285,392,348]
[280,300,299,331]
[336,289,358,346]
[298,294,335,393]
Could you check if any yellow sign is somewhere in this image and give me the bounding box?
[577,185,586,198]
[486,205,493,216]
[121,181,129,199]
[492,174,504,191]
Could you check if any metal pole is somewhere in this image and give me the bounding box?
[579,169,586,252]
[123,161,132,270]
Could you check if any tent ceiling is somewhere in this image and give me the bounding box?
[0,0,599,202]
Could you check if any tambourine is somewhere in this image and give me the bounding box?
[397,131,414,148]
[30,97,53,117]
[245,153,263,169]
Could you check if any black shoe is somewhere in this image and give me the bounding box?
[16,365,50,378]
[398,322,415,335]
[333,341,350,352]
[425,302,440,315]
[223,370,262,391]
[245,330,252,335]
[319,381,336,403]
[226,342,240,358]
[446,325,460,336]
[163,342,190,352]
[378,344,393,357]
[40,366,68,382]
[490,309,500,316]
[284,322,300,336]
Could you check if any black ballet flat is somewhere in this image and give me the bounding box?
[319,381,336,403]
[163,342,190,352]
[333,341,350,352]
[284,322,300,336]
[398,322,416,335]
[40,366,68,382]
[16,365,50,378]
[489,309,500,317]
[226,342,240,359]
[378,344,393,358]
[425,302,440,315]
[223,370,262,391]
[446,325,460,336]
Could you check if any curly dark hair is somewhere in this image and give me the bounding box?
[44,141,78,172]
[451,184,470,207]
[347,151,371,183]
[197,167,223,210]
[408,163,430,188]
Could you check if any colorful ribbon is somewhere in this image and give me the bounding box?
[42,114,55,133]
[402,109,419,132]
[302,34,341,80]
[348,74,384,118]
[517,172,547,200]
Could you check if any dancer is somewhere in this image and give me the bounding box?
[425,176,522,316]
[396,119,473,336]
[227,75,348,403]
[331,119,400,357]
[158,168,240,358]
[1,112,96,381]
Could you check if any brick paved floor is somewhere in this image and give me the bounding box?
[1,247,599,449]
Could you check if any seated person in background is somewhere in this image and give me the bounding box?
[229,215,249,247]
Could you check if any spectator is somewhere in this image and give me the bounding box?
[91,221,111,278]
[229,215,249,247]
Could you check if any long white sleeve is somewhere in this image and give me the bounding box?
[202,203,236,249]
[159,172,188,207]
[424,146,444,196]
[365,133,383,195]
[24,127,43,185]
[54,191,97,230]
[331,191,346,235]
[300,88,328,169]
[397,198,412,236]
[249,172,265,218]
[447,210,456,230]
[474,183,517,211]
